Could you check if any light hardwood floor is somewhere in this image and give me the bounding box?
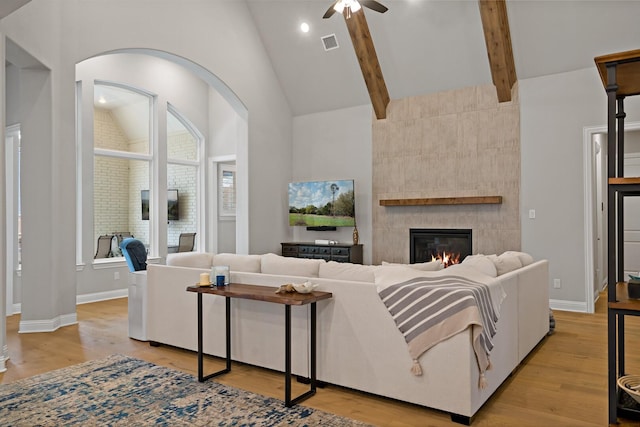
[1,294,639,426]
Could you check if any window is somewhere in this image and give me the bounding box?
[167,105,202,250]
[93,82,151,258]
[219,163,236,217]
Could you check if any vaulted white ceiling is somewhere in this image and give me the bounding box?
[246,0,640,117]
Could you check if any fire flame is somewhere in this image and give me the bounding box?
[431,251,461,268]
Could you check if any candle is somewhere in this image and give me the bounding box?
[199,272,210,285]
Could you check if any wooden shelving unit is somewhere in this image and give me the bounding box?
[594,49,640,424]
[379,196,502,207]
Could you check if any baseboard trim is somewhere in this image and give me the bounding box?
[9,289,128,316]
[0,344,8,373]
[76,289,128,305]
[550,299,588,313]
[19,312,78,333]
[7,288,129,316]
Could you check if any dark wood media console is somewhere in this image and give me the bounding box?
[281,242,363,264]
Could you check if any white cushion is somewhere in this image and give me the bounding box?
[319,261,378,283]
[381,260,444,271]
[374,265,440,292]
[502,251,534,266]
[166,252,213,269]
[260,253,324,277]
[212,253,262,273]
[488,253,522,276]
[461,254,498,278]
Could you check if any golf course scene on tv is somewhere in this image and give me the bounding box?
[288,180,355,227]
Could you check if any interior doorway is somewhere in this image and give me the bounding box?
[586,123,640,314]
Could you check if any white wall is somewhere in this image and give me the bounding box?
[520,67,640,311]
[209,89,242,254]
[291,104,373,264]
[1,0,292,326]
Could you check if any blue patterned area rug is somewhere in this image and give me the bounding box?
[0,354,372,426]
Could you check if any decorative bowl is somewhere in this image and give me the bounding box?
[618,375,640,404]
[293,281,318,294]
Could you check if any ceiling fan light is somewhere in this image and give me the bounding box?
[333,0,345,14]
[350,1,361,12]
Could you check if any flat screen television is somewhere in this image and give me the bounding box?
[141,189,179,220]
[288,179,355,228]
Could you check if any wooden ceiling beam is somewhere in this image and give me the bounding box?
[344,10,390,119]
[478,0,517,103]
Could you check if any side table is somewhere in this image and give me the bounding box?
[186,283,332,407]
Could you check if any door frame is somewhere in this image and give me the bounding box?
[584,121,640,313]
[5,123,20,315]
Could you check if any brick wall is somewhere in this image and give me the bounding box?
[94,109,198,252]
[94,108,133,247]
[167,130,197,247]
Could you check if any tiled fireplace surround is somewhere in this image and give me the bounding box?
[372,84,520,264]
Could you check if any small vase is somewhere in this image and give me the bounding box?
[352,226,359,245]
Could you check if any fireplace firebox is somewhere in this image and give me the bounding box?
[410,228,472,265]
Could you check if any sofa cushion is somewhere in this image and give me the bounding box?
[166,252,213,269]
[488,253,522,276]
[461,254,498,278]
[212,253,262,273]
[502,251,534,267]
[374,265,440,291]
[319,261,377,283]
[381,260,444,271]
[260,253,324,277]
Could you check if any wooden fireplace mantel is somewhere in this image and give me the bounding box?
[379,196,502,207]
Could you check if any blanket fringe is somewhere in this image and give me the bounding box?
[479,373,488,389]
[411,359,423,376]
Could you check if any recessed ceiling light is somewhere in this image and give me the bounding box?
[98,96,107,104]
[300,22,310,33]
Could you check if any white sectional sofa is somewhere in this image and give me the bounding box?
[145,251,549,423]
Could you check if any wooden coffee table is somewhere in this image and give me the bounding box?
[186,283,332,407]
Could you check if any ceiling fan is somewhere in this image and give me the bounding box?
[323,0,388,19]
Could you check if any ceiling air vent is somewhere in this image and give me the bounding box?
[321,34,339,51]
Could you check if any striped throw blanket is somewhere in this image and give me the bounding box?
[377,270,503,388]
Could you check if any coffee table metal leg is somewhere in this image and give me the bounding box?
[285,303,317,407]
[224,297,231,372]
[285,304,292,406]
[198,294,231,382]
[310,302,317,393]
[197,293,204,381]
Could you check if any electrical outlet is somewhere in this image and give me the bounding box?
[114,271,120,280]
[529,209,536,219]
[553,278,561,289]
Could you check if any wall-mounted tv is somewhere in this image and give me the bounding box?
[288,179,355,228]
[141,189,179,221]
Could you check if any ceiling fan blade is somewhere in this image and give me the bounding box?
[361,0,388,14]
[323,1,339,18]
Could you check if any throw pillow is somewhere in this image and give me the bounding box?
[501,251,534,266]
[488,253,522,276]
[166,252,214,269]
[261,253,324,277]
[461,254,497,278]
[319,261,378,283]
[381,260,444,271]
[212,253,262,273]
